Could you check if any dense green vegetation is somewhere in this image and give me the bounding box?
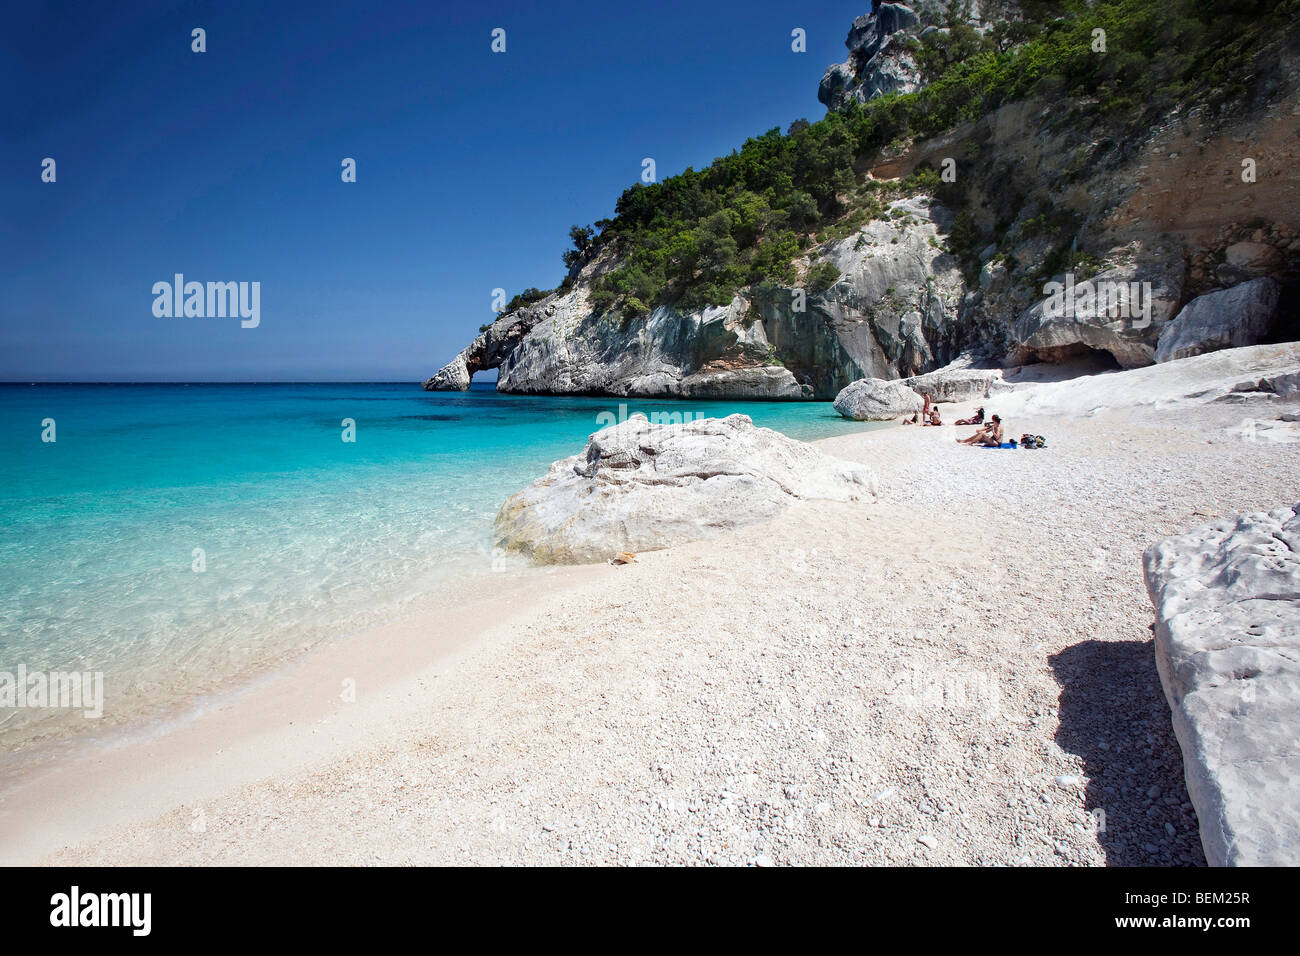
[512,0,1296,318]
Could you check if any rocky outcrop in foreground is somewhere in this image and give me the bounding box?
[1143,505,1300,866]
[495,414,877,563]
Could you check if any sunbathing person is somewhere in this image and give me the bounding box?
[922,406,942,426]
[958,414,1003,446]
[955,406,984,426]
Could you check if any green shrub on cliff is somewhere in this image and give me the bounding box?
[806,262,843,294]
[505,287,551,313]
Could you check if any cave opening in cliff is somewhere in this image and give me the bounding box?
[1015,343,1123,373]
[1262,280,1300,346]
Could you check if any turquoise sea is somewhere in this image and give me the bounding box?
[0,382,876,766]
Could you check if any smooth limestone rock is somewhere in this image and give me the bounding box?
[833,378,924,420]
[898,359,1009,402]
[1143,504,1300,866]
[804,196,964,382]
[494,413,877,564]
[1155,278,1281,364]
[673,367,812,399]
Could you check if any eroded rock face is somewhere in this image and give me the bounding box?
[833,378,923,420]
[494,414,878,564]
[1143,505,1300,866]
[431,197,963,400]
[809,197,965,380]
[1156,278,1281,364]
[423,310,542,391]
[423,354,470,391]
[1011,260,1185,368]
[495,297,814,399]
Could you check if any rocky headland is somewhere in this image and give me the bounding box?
[426,2,1299,401]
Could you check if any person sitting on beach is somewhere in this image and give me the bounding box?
[958,414,1003,446]
[902,392,935,425]
[955,406,984,426]
[901,392,936,425]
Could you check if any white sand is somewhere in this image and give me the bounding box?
[4,349,1299,865]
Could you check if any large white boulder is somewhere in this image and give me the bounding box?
[1143,504,1300,866]
[1155,278,1281,364]
[833,378,924,420]
[495,414,877,564]
[898,359,1009,403]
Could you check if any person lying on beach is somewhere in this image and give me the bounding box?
[955,406,984,426]
[958,414,1003,446]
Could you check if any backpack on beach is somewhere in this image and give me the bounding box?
[1019,433,1046,449]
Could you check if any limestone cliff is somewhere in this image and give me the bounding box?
[475,197,963,401]
[426,3,1300,399]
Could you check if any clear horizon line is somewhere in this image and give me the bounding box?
[0,379,472,386]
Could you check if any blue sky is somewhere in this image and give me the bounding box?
[1,0,868,381]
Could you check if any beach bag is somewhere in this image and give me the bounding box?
[1019,433,1046,449]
